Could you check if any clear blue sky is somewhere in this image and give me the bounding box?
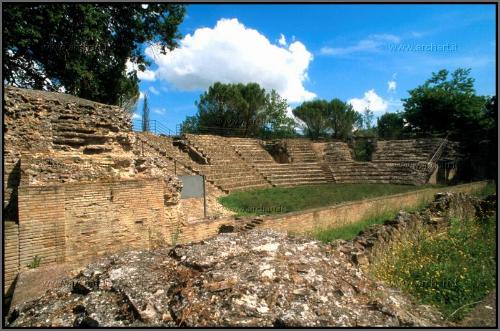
[133,4,496,132]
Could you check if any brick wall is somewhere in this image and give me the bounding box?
[4,221,19,294]
[15,178,170,270]
[4,176,234,294]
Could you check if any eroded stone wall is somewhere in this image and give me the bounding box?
[3,87,183,293]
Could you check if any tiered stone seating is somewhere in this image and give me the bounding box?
[324,142,353,162]
[257,163,332,187]
[135,132,200,176]
[228,137,333,187]
[327,161,423,184]
[184,134,271,192]
[285,139,319,163]
[324,138,448,185]
[372,139,443,163]
[228,137,275,164]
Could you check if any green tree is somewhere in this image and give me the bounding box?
[262,90,296,138]
[141,94,150,132]
[361,108,375,130]
[402,68,486,136]
[180,115,200,134]
[377,112,405,139]
[292,100,330,139]
[185,82,294,137]
[329,98,362,140]
[403,68,495,180]
[3,3,185,106]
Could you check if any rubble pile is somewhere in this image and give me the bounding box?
[8,230,444,327]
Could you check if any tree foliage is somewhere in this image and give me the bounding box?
[293,98,361,140]
[377,112,405,139]
[402,68,496,180]
[329,99,362,139]
[292,100,330,139]
[182,82,295,138]
[402,68,487,137]
[3,3,185,106]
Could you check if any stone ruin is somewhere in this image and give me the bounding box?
[7,192,494,327]
[3,86,464,304]
[3,87,183,294]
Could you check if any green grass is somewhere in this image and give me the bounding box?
[312,198,430,242]
[472,180,496,198]
[370,213,497,321]
[219,183,442,217]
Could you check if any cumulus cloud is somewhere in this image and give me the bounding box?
[278,34,287,46]
[144,18,315,103]
[153,107,166,115]
[125,59,156,81]
[348,89,388,113]
[132,113,141,120]
[148,86,160,95]
[320,34,401,56]
[387,80,397,92]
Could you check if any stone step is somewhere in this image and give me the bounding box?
[273,180,329,187]
[228,183,270,193]
[266,173,328,180]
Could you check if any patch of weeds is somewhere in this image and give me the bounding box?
[27,255,42,269]
[369,213,496,321]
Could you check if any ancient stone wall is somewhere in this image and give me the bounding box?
[16,178,172,269]
[3,86,141,220]
[3,87,183,294]
[4,221,19,294]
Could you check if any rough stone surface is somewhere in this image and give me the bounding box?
[8,229,445,327]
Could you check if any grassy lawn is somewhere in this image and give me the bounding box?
[219,183,442,217]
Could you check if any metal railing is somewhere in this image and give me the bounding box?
[132,119,177,136]
[429,133,450,164]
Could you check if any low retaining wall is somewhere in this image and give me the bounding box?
[255,181,489,234]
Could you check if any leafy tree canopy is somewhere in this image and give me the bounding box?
[182,82,295,138]
[402,68,487,138]
[3,3,185,106]
[293,98,361,140]
[377,112,405,139]
[402,68,496,180]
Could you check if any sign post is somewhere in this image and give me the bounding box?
[203,175,207,219]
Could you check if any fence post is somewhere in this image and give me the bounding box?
[202,175,207,219]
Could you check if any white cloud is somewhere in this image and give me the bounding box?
[153,107,166,115]
[348,89,388,113]
[139,91,145,99]
[132,113,142,120]
[148,86,160,95]
[145,18,315,103]
[278,34,287,46]
[125,59,156,81]
[387,80,397,92]
[320,34,401,56]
